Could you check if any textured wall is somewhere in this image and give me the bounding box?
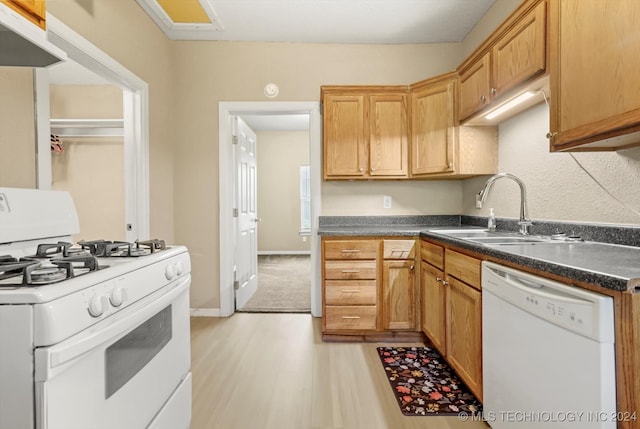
[50,85,125,242]
[0,68,36,188]
[462,103,640,225]
[256,130,311,253]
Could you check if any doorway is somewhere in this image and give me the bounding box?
[236,115,311,313]
[218,102,322,318]
[35,15,150,241]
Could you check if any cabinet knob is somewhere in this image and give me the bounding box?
[436,276,442,282]
[442,280,449,286]
[480,95,487,103]
[359,167,364,172]
[546,131,558,139]
[491,88,497,96]
[410,265,415,271]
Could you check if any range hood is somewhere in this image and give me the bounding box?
[0,3,66,67]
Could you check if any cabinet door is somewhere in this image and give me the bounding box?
[411,79,455,176]
[323,94,366,178]
[446,276,482,402]
[369,94,408,177]
[549,0,640,150]
[421,261,446,354]
[3,0,46,28]
[459,53,491,120]
[382,260,415,330]
[491,1,546,99]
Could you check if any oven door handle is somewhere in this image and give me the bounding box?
[35,276,190,381]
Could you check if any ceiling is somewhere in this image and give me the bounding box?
[136,0,497,44]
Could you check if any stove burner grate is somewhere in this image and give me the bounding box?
[0,254,101,286]
[79,239,167,257]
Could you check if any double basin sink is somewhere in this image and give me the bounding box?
[428,228,583,247]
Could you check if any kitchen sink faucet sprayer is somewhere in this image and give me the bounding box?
[476,173,533,235]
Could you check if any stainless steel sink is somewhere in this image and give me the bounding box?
[428,228,582,246]
[466,236,544,244]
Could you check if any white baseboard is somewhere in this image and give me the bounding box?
[258,250,311,255]
[190,308,221,317]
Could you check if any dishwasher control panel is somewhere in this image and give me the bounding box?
[482,261,615,343]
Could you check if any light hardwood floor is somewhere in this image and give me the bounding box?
[190,314,489,429]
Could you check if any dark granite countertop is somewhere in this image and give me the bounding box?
[318,215,640,293]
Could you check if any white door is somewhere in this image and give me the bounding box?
[233,116,258,309]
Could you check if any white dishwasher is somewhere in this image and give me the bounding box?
[482,261,616,429]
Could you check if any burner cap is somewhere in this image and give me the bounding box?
[27,267,67,285]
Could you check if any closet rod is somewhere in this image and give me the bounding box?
[50,118,124,137]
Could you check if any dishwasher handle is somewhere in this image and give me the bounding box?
[485,265,593,306]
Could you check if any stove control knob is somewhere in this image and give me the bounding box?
[175,261,184,276]
[165,264,177,280]
[88,295,106,317]
[110,287,126,307]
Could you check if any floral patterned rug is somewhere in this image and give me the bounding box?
[376,346,482,416]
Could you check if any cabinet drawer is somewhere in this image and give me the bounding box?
[325,305,377,330]
[324,260,377,280]
[383,239,416,260]
[445,249,481,289]
[421,240,444,269]
[324,240,378,260]
[325,281,377,305]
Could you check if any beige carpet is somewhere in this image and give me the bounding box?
[238,254,311,313]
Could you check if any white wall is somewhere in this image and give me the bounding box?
[0,68,36,188]
[462,102,640,225]
[322,180,462,216]
[257,130,310,253]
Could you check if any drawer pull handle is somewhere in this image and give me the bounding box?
[341,249,361,253]
[340,289,360,293]
[342,270,360,273]
[341,316,361,320]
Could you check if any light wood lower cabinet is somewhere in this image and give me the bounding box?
[322,237,419,336]
[382,259,415,330]
[420,239,483,401]
[421,261,446,352]
[446,276,482,400]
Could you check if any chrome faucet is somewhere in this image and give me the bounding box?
[476,173,533,235]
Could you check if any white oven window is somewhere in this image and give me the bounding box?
[105,305,172,399]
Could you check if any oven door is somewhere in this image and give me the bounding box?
[34,276,191,429]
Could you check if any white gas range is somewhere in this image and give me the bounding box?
[0,187,192,429]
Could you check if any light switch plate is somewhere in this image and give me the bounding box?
[383,195,392,209]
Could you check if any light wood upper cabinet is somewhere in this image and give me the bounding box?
[492,1,546,99]
[322,94,366,178]
[458,0,547,122]
[1,0,46,29]
[322,87,408,180]
[459,53,492,121]
[548,0,640,151]
[410,73,498,178]
[369,94,408,177]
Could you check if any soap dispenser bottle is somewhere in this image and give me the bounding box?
[488,208,496,232]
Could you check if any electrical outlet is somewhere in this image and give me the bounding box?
[383,195,392,209]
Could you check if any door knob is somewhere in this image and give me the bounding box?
[252,218,262,223]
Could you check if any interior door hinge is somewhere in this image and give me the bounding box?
[233,280,240,290]
[233,208,239,217]
[232,135,238,145]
